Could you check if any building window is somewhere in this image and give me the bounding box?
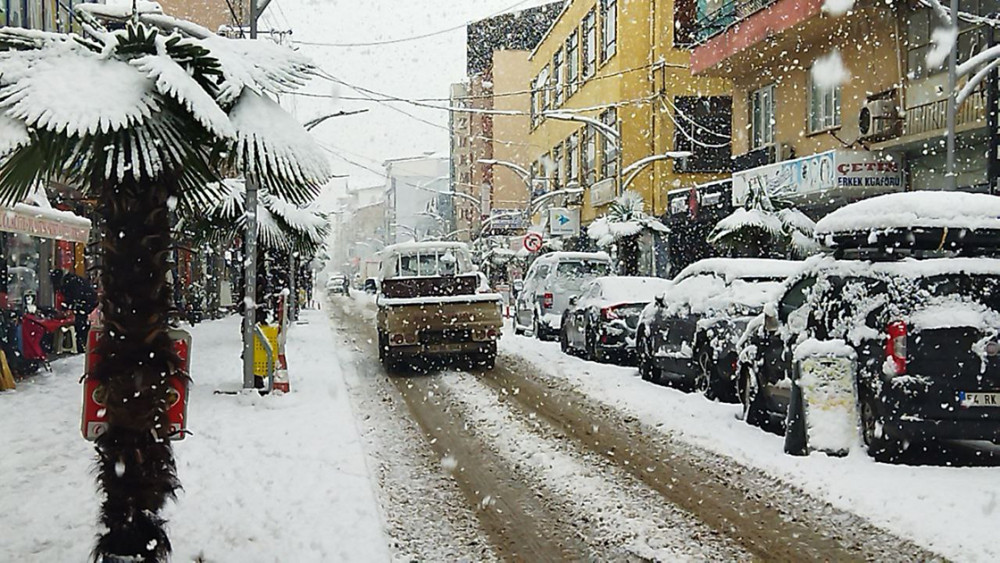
[600,107,619,181]
[808,71,841,133]
[600,0,617,63]
[530,76,539,126]
[583,125,597,186]
[673,96,732,172]
[538,65,551,114]
[567,132,580,187]
[552,143,564,190]
[553,48,565,107]
[750,84,775,150]
[566,30,580,96]
[583,9,597,79]
[905,6,989,81]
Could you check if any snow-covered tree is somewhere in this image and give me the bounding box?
[183,178,329,322]
[708,183,819,258]
[588,190,668,275]
[0,8,329,561]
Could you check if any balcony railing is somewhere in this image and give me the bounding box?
[694,0,777,41]
[903,89,986,138]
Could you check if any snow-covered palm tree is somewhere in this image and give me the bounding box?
[0,8,329,561]
[183,178,328,321]
[708,183,818,258]
[588,190,668,275]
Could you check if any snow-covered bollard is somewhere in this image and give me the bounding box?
[785,339,859,457]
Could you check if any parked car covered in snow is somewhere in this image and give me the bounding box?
[636,258,802,400]
[560,276,672,362]
[513,251,612,340]
[737,191,1000,461]
[375,242,503,370]
[326,273,350,295]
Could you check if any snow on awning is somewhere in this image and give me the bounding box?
[0,204,91,243]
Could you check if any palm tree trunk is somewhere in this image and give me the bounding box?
[93,177,181,563]
[620,235,640,276]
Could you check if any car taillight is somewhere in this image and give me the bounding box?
[542,293,554,309]
[601,306,620,321]
[885,321,907,376]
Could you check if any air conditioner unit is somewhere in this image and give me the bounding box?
[859,99,899,141]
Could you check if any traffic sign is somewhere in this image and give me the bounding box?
[549,208,580,236]
[523,232,543,252]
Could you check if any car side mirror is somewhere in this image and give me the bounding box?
[654,294,666,308]
[569,296,579,306]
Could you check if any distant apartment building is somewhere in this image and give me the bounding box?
[450,2,563,241]
[384,156,450,244]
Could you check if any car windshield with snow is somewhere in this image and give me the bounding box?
[636,258,802,399]
[739,192,1000,461]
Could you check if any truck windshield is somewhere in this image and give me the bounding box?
[397,250,462,277]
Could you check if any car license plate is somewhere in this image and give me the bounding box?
[959,392,1000,407]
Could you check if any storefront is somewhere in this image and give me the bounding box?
[732,149,904,219]
[0,203,91,375]
[664,180,734,275]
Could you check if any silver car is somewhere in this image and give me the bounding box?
[513,251,612,340]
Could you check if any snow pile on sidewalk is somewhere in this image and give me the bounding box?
[0,311,388,561]
[501,328,1000,562]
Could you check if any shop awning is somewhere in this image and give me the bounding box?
[0,204,91,243]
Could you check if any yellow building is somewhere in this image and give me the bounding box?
[689,0,992,217]
[523,0,732,234]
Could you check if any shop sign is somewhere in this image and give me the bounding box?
[488,209,527,231]
[548,207,580,236]
[0,204,90,243]
[589,178,616,207]
[732,150,902,207]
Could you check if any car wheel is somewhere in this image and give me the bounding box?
[739,365,767,430]
[859,389,903,463]
[377,330,387,362]
[783,377,809,456]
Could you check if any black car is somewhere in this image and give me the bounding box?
[560,276,672,362]
[737,191,1000,461]
[635,258,801,400]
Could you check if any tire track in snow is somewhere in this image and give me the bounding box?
[436,370,751,562]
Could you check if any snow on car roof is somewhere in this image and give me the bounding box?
[535,251,612,263]
[814,191,1000,236]
[803,254,1000,278]
[595,276,672,303]
[675,258,803,282]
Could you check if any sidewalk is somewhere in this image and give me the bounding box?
[0,310,389,562]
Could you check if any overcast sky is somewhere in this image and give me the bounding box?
[272,0,554,207]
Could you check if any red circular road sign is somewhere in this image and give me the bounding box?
[523,232,543,253]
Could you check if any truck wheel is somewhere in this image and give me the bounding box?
[377,330,387,362]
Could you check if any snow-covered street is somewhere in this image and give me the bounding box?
[5,290,1000,562]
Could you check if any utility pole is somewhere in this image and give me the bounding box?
[242,0,261,389]
[946,0,959,190]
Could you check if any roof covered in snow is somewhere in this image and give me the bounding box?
[815,191,1000,236]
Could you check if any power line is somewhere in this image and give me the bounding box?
[292,0,534,48]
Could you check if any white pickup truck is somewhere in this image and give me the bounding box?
[375,242,503,370]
